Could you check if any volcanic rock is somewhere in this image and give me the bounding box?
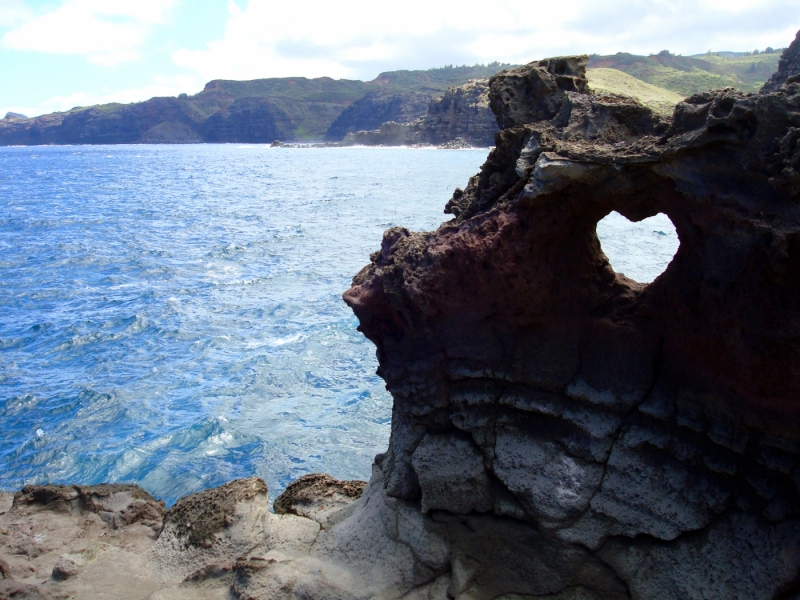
[325,90,434,141]
[761,29,800,93]
[342,41,800,599]
[273,473,366,526]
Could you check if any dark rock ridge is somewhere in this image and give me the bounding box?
[343,37,800,599]
[341,79,498,147]
[762,30,800,93]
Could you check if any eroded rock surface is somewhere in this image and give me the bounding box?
[342,38,800,600]
[273,473,366,526]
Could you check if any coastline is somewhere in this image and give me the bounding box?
[2,32,800,599]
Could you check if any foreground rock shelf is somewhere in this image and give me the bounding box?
[3,32,800,600]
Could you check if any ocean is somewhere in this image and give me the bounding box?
[0,144,678,505]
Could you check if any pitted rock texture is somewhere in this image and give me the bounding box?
[344,41,800,599]
[0,484,166,599]
[161,477,267,547]
[273,473,366,526]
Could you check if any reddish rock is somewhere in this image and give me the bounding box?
[344,36,800,599]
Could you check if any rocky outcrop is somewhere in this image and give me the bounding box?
[273,473,366,525]
[342,120,426,147]
[423,79,498,147]
[324,90,434,141]
[0,484,166,598]
[342,43,800,598]
[340,79,498,147]
[761,30,800,93]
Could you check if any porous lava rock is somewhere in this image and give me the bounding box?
[273,473,366,525]
[343,40,800,599]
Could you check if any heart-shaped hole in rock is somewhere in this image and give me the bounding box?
[596,211,679,283]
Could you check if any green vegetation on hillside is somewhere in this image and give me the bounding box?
[203,77,373,103]
[586,68,685,115]
[371,63,519,94]
[697,51,783,93]
[588,50,781,96]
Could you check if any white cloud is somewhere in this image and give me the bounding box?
[172,0,799,82]
[0,0,33,28]
[2,75,202,118]
[1,0,177,65]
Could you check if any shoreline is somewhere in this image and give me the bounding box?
[2,34,799,599]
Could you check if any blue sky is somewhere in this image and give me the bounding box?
[2,0,798,117]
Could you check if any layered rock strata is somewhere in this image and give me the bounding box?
[343,47,800,598]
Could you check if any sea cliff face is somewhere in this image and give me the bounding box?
[324,90,434,141]
[0,66,514,146]
[0,79,365,146]
[341,79,498,148]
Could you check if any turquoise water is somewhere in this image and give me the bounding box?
[0,144,677,505]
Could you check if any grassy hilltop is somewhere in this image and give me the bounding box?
[588,49,782,96]
[586,69,686,115]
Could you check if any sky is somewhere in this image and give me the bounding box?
[1,0,798,118]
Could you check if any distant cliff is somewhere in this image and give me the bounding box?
[0,64,515,146]
[341,79,498,148]
[323,90,433,141]
[1,51,780,147]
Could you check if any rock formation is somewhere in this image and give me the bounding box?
[761,30,800,93]
[3,35,800,600]
[324,90,434,141]
[342,45,800,598]
[340,79,498,148]
[423,80,498,147]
